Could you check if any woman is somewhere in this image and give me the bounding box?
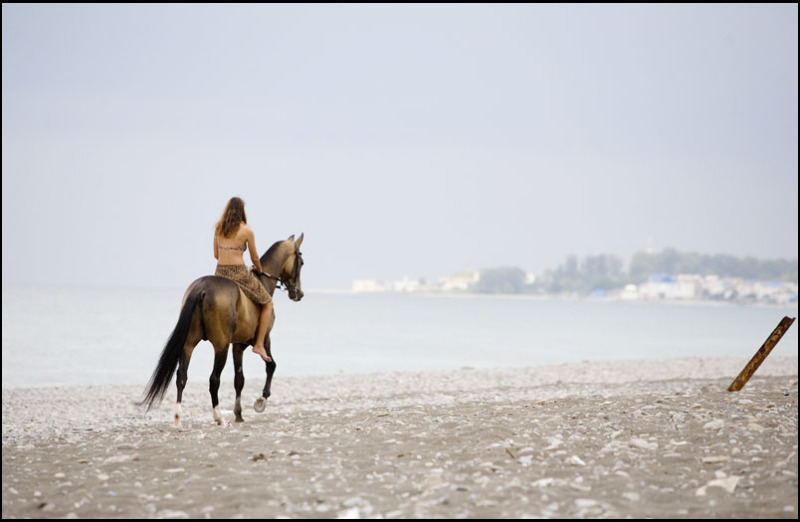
[213,197,273,362]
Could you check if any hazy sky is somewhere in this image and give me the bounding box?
[3,4,798,290]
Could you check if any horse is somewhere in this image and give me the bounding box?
[138,233,305,426]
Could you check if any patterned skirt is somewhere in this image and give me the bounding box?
[215,265,272,305]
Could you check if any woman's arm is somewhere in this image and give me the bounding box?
[213,234,219,261]
[245,226,263,273]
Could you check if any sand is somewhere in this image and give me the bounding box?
[2,356,798,519]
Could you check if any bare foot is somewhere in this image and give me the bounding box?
[252,345,272,362]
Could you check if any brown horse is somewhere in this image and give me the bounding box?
[139,233,304,425]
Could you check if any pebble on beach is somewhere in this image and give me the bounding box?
[2,356,798,519]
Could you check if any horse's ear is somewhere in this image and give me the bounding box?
[287,234,295,242]
[295,233,304,249]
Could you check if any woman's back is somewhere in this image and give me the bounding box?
[215,224,250,266]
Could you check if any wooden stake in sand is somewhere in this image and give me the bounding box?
[728,316,796,392]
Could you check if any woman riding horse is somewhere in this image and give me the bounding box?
[213,196,273,362]
[138,196,304,425]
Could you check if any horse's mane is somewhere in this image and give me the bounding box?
[262,239,286,262]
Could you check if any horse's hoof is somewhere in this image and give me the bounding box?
[254,397,267,413]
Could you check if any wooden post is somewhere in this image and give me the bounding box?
[728,316,796,392]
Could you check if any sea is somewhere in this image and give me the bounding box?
[2,285,797,389]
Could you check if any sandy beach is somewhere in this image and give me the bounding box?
[2,356,797,519]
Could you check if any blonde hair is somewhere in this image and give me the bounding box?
[214,197,248,238]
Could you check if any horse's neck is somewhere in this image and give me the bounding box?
[262,249,288,276]
[261,243,291,289]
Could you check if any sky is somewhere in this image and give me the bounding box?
[2,4,798,291]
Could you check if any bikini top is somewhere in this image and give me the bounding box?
[218,243,246,252]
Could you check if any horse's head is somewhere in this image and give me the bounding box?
[280,233,304,302]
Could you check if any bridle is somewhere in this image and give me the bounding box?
[262,251,303,295]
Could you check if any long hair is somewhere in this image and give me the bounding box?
[214,197,247,238]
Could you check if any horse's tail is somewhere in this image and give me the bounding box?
[138,288,204,411]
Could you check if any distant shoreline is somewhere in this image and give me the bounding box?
[316,288,799,309]
[4,284,797,310]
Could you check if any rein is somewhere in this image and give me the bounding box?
[260,251,302,294]
[260,271,289,292]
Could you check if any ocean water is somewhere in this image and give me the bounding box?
[2,285,797,389]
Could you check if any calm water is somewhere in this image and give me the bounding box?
[2,285,797,388]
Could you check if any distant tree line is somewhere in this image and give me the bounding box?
[533,254,626,295]
[627,248,798,283]
[472,248,798,295]
[472,267,528,294]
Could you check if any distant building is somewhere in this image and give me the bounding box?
[638,274,698,300]
[351,279,386,293]
[393,276,425,293]
[438,270,480,292]
[755,280,798,304]
[352,277,430,293]
[620,284,639,301]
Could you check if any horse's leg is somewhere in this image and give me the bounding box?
[209,344,230,426]
[175,344,196,427]
[261,333,277,401]
[232,343,247,422]
[254,306,276,413]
